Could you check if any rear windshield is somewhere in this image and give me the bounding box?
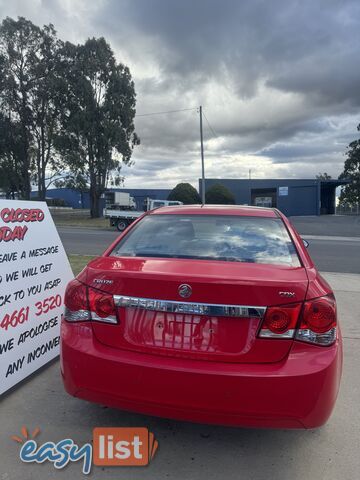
[111,214,301,267]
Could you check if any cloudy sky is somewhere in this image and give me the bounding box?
[1,0,360,189]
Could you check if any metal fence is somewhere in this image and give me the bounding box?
[336,204,360,215]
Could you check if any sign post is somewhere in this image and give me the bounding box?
[0,200,73,395]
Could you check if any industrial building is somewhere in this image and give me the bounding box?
[199,179,349,216]
[32,178,348,216]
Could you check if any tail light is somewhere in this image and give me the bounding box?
[259,303,302,338]
[64,279,117,324]
[258,295,337,346]
[295,295,337,346]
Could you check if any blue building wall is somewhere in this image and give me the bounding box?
[31,188,91,208]
[199,179,321,216]
[31,187,172,211]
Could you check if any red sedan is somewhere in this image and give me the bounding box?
[60,205,342,429]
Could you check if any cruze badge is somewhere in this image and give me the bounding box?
[178,284,192,298]
[279,291,295,298]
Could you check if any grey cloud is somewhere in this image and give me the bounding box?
[95,0,360,178]
[258,144,339,160]
[101,0,360,102]
[1,0,360,187]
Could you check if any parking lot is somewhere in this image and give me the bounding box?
[1,215,360,480]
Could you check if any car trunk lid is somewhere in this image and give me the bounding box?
[86,256,308,363]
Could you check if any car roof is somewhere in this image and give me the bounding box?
[150,204,279,218]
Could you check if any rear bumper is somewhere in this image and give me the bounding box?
[60,321,342,429]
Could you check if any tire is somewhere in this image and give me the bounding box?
[116,219,128,232]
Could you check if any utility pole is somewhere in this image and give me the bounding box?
[199,105,205,204]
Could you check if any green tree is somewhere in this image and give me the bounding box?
[0,17,66,199]
[57,38,139,217]
[316,172,332,180]
[339,124,360,206]
[31,24,68,200]
[205,183,236,204]
[0,17,42,198]
[167,183,201,204]
[0,113,24,197]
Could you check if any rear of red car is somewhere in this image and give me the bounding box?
[60,206,342,428]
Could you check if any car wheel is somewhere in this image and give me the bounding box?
[116,220,128,232]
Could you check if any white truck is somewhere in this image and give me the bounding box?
[104,198,183,231]
[104,191,137,210]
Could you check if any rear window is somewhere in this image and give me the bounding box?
[111,214,301,267]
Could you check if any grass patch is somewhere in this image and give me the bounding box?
[68,254,95,276]
[52,210,109,229]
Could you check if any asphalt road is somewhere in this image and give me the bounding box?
[302,236,360,274]
[59,226,117,256]
[290,215,360,237]
[58,226,360,274]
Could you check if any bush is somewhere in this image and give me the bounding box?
[167,183,201,204]
[205,183,236,204]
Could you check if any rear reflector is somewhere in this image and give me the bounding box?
[63,279,90,322]
[258,295,337,346]
[295,295,337,346]
[88,287,117,323]
[64,279,117,324]
[259,303,302,339]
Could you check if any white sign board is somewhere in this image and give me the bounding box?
[278,186,289,196]
[0,200,73,395]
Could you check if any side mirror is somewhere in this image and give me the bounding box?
[302,239,309,248]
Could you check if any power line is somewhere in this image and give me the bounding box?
[202,109,219,139]
[135,105,220,141]
[135,107,197,117]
